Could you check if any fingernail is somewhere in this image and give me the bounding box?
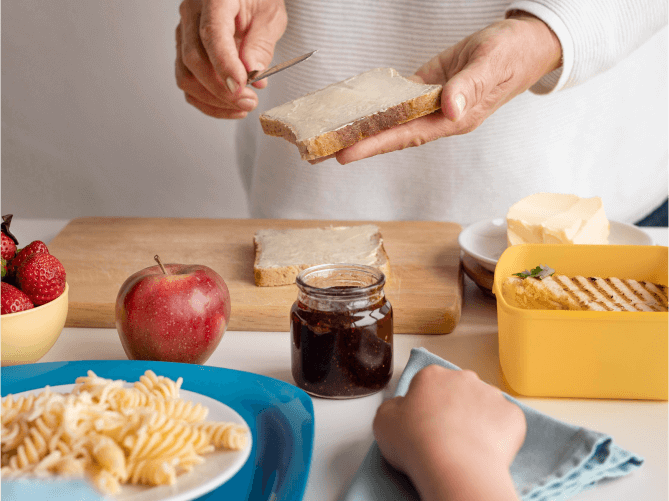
[226,76,238,93]
[237,98,256,111]
[454,93,466,120]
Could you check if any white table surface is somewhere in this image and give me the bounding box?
[7,219,669,501]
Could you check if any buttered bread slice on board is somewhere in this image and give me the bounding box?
[253,225,390,286]
[259,68,442,161]
[503,275,669,312]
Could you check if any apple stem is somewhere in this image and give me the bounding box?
[154,255,168,275]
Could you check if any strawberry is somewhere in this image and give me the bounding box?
[16,253,66,306]
[8,240,50,276]
[1,233,16,261]
[1,214,18,262]
[1,282,34,314]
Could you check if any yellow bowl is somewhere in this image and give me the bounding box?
[493,246,668,400]
[1,283,69,366]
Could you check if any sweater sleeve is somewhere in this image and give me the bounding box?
[506,0,668,94]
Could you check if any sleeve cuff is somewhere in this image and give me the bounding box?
[506,1,574,94]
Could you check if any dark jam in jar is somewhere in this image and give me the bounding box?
[291,264,393,399]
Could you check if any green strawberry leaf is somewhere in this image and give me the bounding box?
[1,258,6,279]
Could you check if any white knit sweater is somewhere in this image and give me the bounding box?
[238,0,668,225]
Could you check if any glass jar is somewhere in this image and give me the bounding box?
[290,264,393,399]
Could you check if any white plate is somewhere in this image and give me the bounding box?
[458,219,654,272]
[8,385,252,501]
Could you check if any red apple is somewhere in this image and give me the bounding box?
[115,255,231,364]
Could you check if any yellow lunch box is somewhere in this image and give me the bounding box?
[493,244,668,400]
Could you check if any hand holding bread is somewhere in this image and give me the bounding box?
[335,13,563,164]
[175,0,287,119]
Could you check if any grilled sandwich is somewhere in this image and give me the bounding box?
[503,275,668,312]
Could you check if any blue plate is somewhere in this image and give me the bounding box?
[1,360,315,501]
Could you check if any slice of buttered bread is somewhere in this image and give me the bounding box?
[259,68,442,161]
[253,225,390,286]
[503,275,668,312]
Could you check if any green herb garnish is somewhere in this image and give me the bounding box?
[513,264,555,280]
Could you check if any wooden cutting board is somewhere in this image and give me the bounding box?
[48,218,463,334]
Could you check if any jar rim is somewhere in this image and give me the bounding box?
[295,263,386,298]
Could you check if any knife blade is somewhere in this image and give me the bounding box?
[246,50,317,85]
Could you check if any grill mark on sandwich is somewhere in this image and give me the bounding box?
[639,281,668,310]
[596,278,637,311]
[614,278,656,308]
[572,277,616,311]
[620,279,664,312]
[598,278,649,312]
[552,275,594,310]
[565,277,615,311]
[549,276,579,308]
[608,277,643,304]
[546,277,577,309]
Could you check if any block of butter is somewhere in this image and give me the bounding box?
[506,193,610,245]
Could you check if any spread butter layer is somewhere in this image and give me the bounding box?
[261,68,441,141]
[255,225,382,267]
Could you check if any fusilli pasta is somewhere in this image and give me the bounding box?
[1,370,249,495]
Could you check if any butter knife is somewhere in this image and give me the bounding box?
[246,50,317,85]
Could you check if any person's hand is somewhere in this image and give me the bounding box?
[175,0,287,119]
[335,13,561,164]
[373,364,526,501]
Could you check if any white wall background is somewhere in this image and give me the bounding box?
[1,1,252,219]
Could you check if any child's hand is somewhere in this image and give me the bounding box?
[373,364,526,501]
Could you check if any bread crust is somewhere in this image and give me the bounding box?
[253,228,391,287]
[259,77,442,161]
